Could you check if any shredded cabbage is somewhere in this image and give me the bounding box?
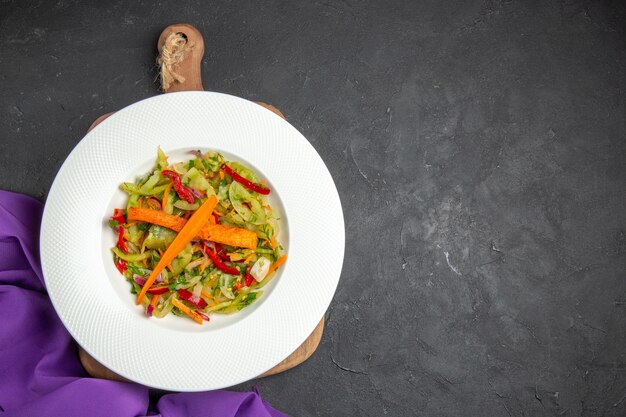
[109,148,286,324]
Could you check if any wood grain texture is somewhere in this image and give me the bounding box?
[260,318,325,378]
[78,23,324,384]
[254,102,286,119]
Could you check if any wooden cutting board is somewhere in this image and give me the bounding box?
[78,23,324,384]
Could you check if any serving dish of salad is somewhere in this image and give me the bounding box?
[40,91,344,391]
[110,148,286,324]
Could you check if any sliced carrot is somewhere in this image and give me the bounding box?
[269,238,277,250]
[201,289,219,305]
[136,196,217,304]
[150,294,160,307]
[171,297,203,324]
[141,256,149,267]
[219,170,224,180]
[267,255,287,277]
[244,253,256,264]
[161,184,172,213]
[198,224,258,249]
[199,259,210,272]
[259,180,267,185]
[127,207,258,249]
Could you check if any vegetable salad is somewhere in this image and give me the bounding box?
[109,148,286,324]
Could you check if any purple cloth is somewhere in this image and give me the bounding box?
[0,190,288,417]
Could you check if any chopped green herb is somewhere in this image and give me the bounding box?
[239,292,258,308]
[127,264,146,276]
[168,275,187,291]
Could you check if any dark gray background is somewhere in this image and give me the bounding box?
[1,1,625,416]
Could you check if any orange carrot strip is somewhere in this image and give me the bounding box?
[196,225,257,249]
[161,184,172,213]
[267,255,287,277]
[150,294,160,307]
[201,289,219,304]
[130,209,187,231]
[219,170,224,180]
[171,298,203,324]
[136,196,217,304]
[127,208,257,249]
[199,259,210,272]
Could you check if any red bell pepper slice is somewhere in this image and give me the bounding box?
[147,286,169,295]
[221,164,270,195]
[244,266,254,287]
[203,244,240,275]
[197,311,211,322]
[115,259,127,274]
[234,281,243,291]
[214,242,231,262]
[161,170,195,203]
[109,208,126,227]
[213,213,220,225]
[116,226,128,253]
[178,288,208,309]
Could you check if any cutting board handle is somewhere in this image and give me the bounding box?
[157,24,204,92]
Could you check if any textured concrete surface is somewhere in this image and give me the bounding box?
[1,1,625,416]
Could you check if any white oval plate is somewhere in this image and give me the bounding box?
[40,91,344,391]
